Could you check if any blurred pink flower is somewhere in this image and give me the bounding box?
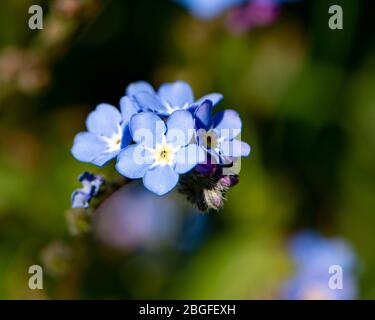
[226,0,281,34]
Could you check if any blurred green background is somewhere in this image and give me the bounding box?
[0,0,374,299]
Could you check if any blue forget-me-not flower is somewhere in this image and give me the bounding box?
[116,110,205,196]
[71,97,140,166]
[71,80,251,209]
[126,80,223,116]
[71,172,104,208]
[194,100,251,164]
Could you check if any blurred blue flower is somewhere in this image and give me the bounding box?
[283,230,359,300]
[289,230,357,274]
[94,182,181,251]
[126,80,223,116]
[283,272,358,300]
[176,0,300,20]
[194,100,251,164]
[71,172,104,208]
[176,0,245,19]
[71,97,139,166]
[116,110,205,195]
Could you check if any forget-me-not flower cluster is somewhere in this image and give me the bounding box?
[71,80,250,208]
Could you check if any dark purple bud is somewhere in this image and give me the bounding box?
[196,163,218,175]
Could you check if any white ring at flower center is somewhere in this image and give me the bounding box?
[151,143,176,166]
[102,124,123,153]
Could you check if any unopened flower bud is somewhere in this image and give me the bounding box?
[203,188,224,211]
[196,163,218,175]
[218,175,239,188]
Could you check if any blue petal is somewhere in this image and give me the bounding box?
[219,139,251,157]
[120,96,140,147]
[134,91,169,114]
[194,100,213,130]
[130,112,166,148]
[240,141,251,157]
[126,81,155,97]
[86,103,122,137]
[71,132,119,166]
[175,144,206,174]
[121,126,133,149]
[194,93,223,107]
[176,0,245,19]
[212,109,242,140]
[166,110,195,147]
[80,179,94,194]
[120,96,140,124]
[71,191,89,208]
[92,151,121,166]
[116,145,153,179]
[158,81,194,109]
[143,165,179,196]
[207,149,220,164]
[90,177,104,196]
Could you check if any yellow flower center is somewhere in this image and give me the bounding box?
[153,144,175,166]
[102,124,123,153]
